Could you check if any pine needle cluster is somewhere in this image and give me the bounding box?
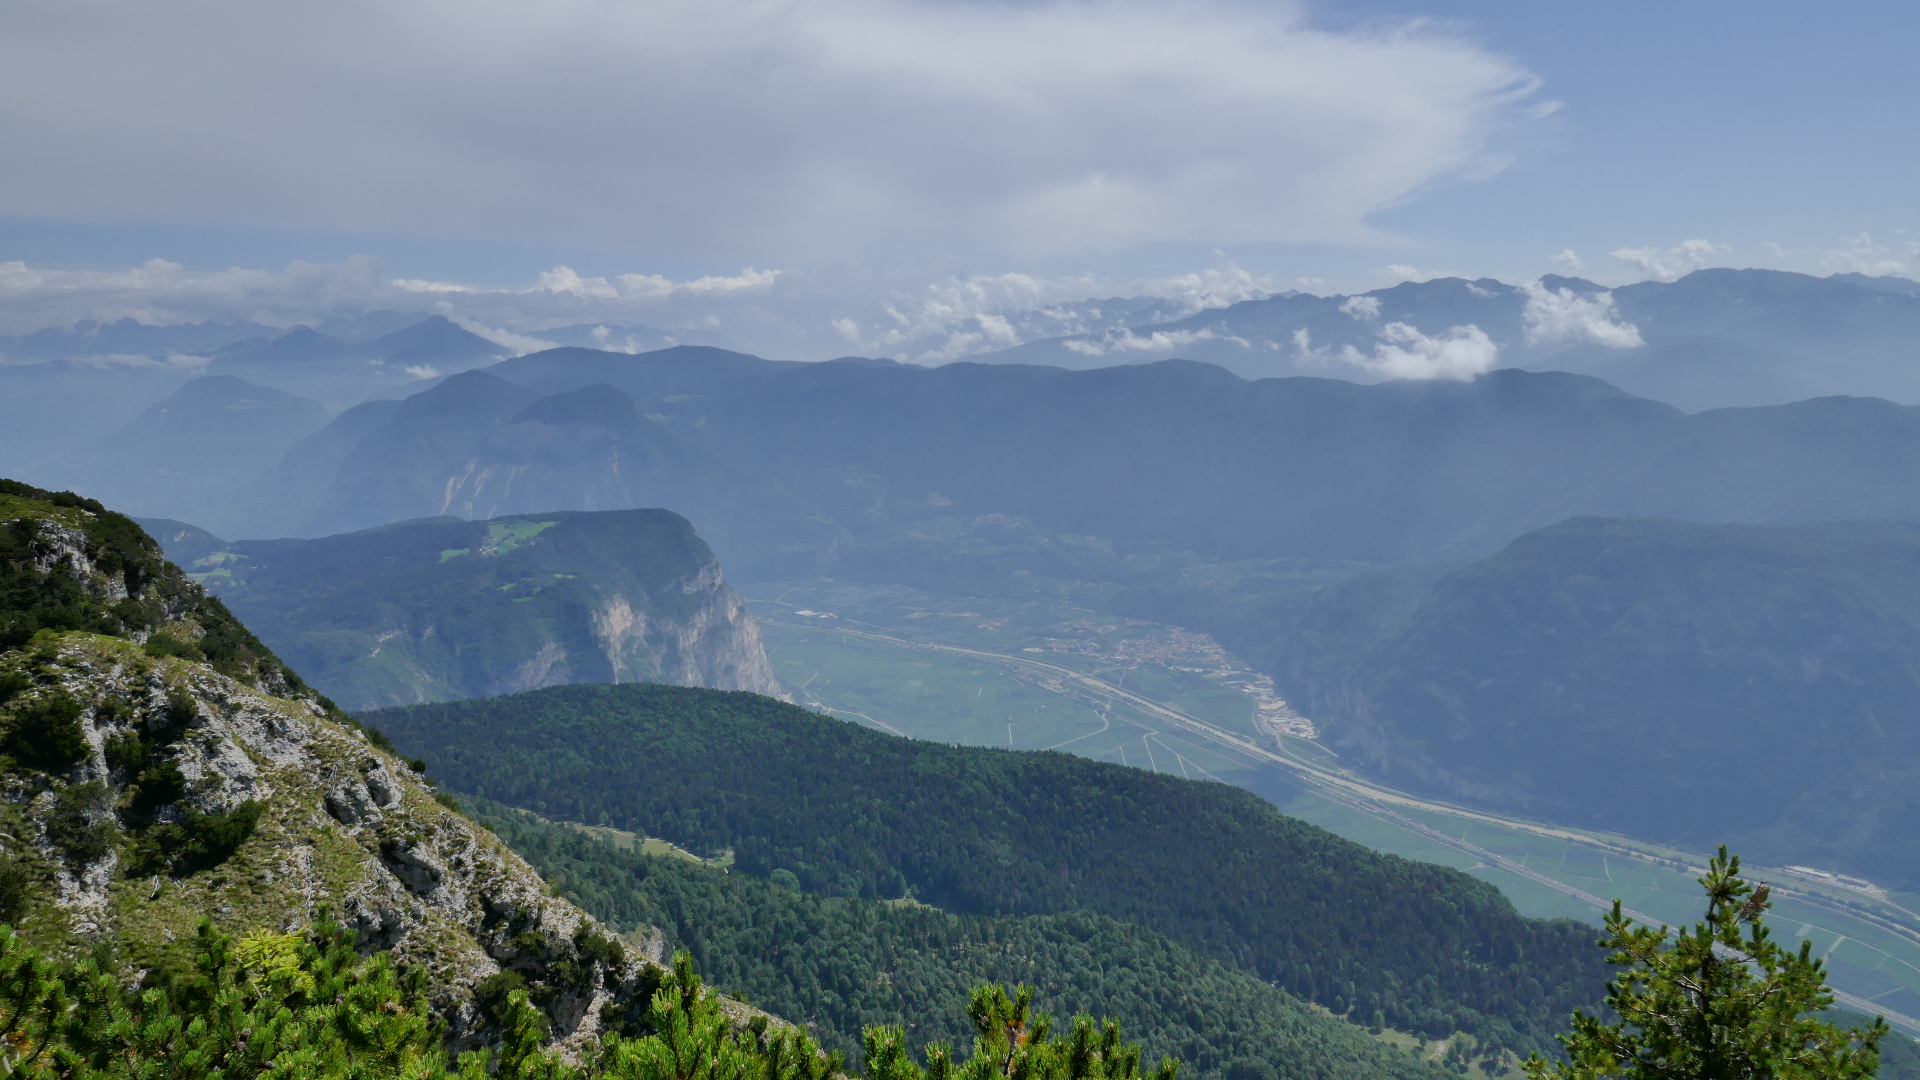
[1525,847,1885,1080]
[0,919,1175,1080]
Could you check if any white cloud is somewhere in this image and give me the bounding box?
[0,254,1288,363]
[0,0,1543,262]
[822,265,1275,362]
[1610,239,1728,282]
[1064,327,1247,358]
[1816,233,1910,277]
[1380,263,1464,284]
[1520,281,1642,348]
[436,311,554,357]
[0,256,392,334]
[611,269,783,300]
[19,351,211,371]
[1296,322,1499,381]
[1339,295,1382,320]
[1549,249,1584,274]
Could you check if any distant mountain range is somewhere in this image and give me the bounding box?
[0,313,731,495]
[138,508,782,710]
[987,269,1920,411]
[24,317,1920,573]
[244,348,1920,573]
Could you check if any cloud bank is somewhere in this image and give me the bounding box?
[0,0,1542,262]
[0,256,1285,364]
[1521,282,1642,348]
[1610,240,1728,282]
[1295,322,1500,381]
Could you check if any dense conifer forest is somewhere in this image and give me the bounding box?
[369,683,1610,1058]
[471,798,1463,1080]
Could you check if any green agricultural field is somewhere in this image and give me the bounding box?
[759,619,1106,749]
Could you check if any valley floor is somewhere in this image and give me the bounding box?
[740,578,1920,1040]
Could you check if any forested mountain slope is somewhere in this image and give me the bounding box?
[471,798,1463,1080]
[148,509,782,710]
[367,682,1610,1058]
[1258,516,1920,892]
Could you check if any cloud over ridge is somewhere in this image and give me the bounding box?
[0,0,1543,261]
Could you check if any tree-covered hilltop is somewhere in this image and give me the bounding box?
[472,798,1463,1080]
[163,508,781,710]
[367,683,1611,1058]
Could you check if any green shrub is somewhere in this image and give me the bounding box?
[4,690,89,772]
[142,634,206,662]
[475,969,538,1031]
[0,856,37,923]
[175,800,265,875]
[47,782,117,864]
[106,729,189,817]
[129,799,265,876]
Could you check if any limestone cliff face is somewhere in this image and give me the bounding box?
[589,563,782,698]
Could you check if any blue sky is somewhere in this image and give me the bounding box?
[1314,0,1917,286]
[0,0,1911,352]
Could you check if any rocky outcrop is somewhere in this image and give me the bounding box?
[590,563,782,697]
[0,634,667,1052]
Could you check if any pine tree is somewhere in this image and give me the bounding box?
[1526,847,1884,1080]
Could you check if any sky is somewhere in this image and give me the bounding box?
[0,0,1914,359]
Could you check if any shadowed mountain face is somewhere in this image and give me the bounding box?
[155,508,783,710]
[5,316,519,510]
[1258,516,1920,891]
[293,370,840,579]
[206,316,505,406]
[52,375,328,535]
[0,360,197,479]
[227,348,1920,575]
